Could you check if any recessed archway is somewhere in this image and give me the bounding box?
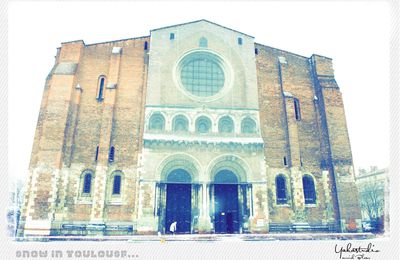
[165,169,192,234]
[213,170,240,234]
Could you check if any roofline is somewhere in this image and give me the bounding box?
[150,19,254,38]
[85,35,150,47]
[255,42,309,59]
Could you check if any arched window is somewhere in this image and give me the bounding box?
[97,76,106,101]
[82,172,93,194]
[276,175,287,204]
[172,115,189,132]
[112,175,122,195]
[218,116,234,133]
[238,37,243,45]
[302,175,316,204]
[109,146,115,163]
[199,37,208,48]
[149,113,165,131]
[294,98,301,121]
[195,116,211,134]
[241,117,256,134]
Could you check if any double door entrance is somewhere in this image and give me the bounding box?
[162,169,245,234]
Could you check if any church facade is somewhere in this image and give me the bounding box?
[18,20,361,236]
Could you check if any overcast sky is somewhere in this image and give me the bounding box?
[8,1,390,183]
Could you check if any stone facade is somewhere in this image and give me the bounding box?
[18,20,361,236]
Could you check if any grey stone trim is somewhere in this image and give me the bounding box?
[106,83,117,89]
[53,62,78,75]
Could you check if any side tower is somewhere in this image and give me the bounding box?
[18,37,149,236]
[310,55,362,232]
[255,44,361,232]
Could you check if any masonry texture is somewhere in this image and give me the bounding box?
[18,20,361,236]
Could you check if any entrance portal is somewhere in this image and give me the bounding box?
[213,170,240,234]
[165,169,192,234]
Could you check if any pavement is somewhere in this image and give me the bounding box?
[14,232,379,242]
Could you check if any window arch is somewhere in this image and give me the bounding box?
[275,175,287,204]
[195,116,212,134]
[81,171,94,195]
[199,37,208,48]
[241,117,256,134]
[302,175,316,204]
[149,113,165,131]
[112,173,122,195]
[172,115,189,133]
[218,116,234,133]
[97,76,106,101]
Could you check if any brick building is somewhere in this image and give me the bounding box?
[18,20,361,236]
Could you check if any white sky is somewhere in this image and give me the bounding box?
[8,1,390,183]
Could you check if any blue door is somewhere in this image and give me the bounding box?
[165,184,191,234]
[213,170,240,234]
[165,169,192,234]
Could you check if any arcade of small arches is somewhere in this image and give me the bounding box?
[147,112,258,135]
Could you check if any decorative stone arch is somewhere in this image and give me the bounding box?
[240,116,257,134]
[207,154,250,183]
[157,153,201,183]
[218,115,235,133]
[171,114,190,132]
[148,112,166,131]
[194,115,213,134]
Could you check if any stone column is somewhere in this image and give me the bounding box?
[198,183,212,233]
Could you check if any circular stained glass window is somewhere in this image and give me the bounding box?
[180,52,225,97]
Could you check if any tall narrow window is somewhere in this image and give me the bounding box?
[144,41,148,50]
[302,175,316,204]
[97,76,106,101]
[112,175,121,195]
[276,175,287,204]
[283,156,288,166]
[199,37,208,48]
[95,146,99,161]
[294,98,301,121]
[255,48,258,55]
[109,146,115,163]
[83,173,92,194]
[238,37,243,45]
[170,33,175,40]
